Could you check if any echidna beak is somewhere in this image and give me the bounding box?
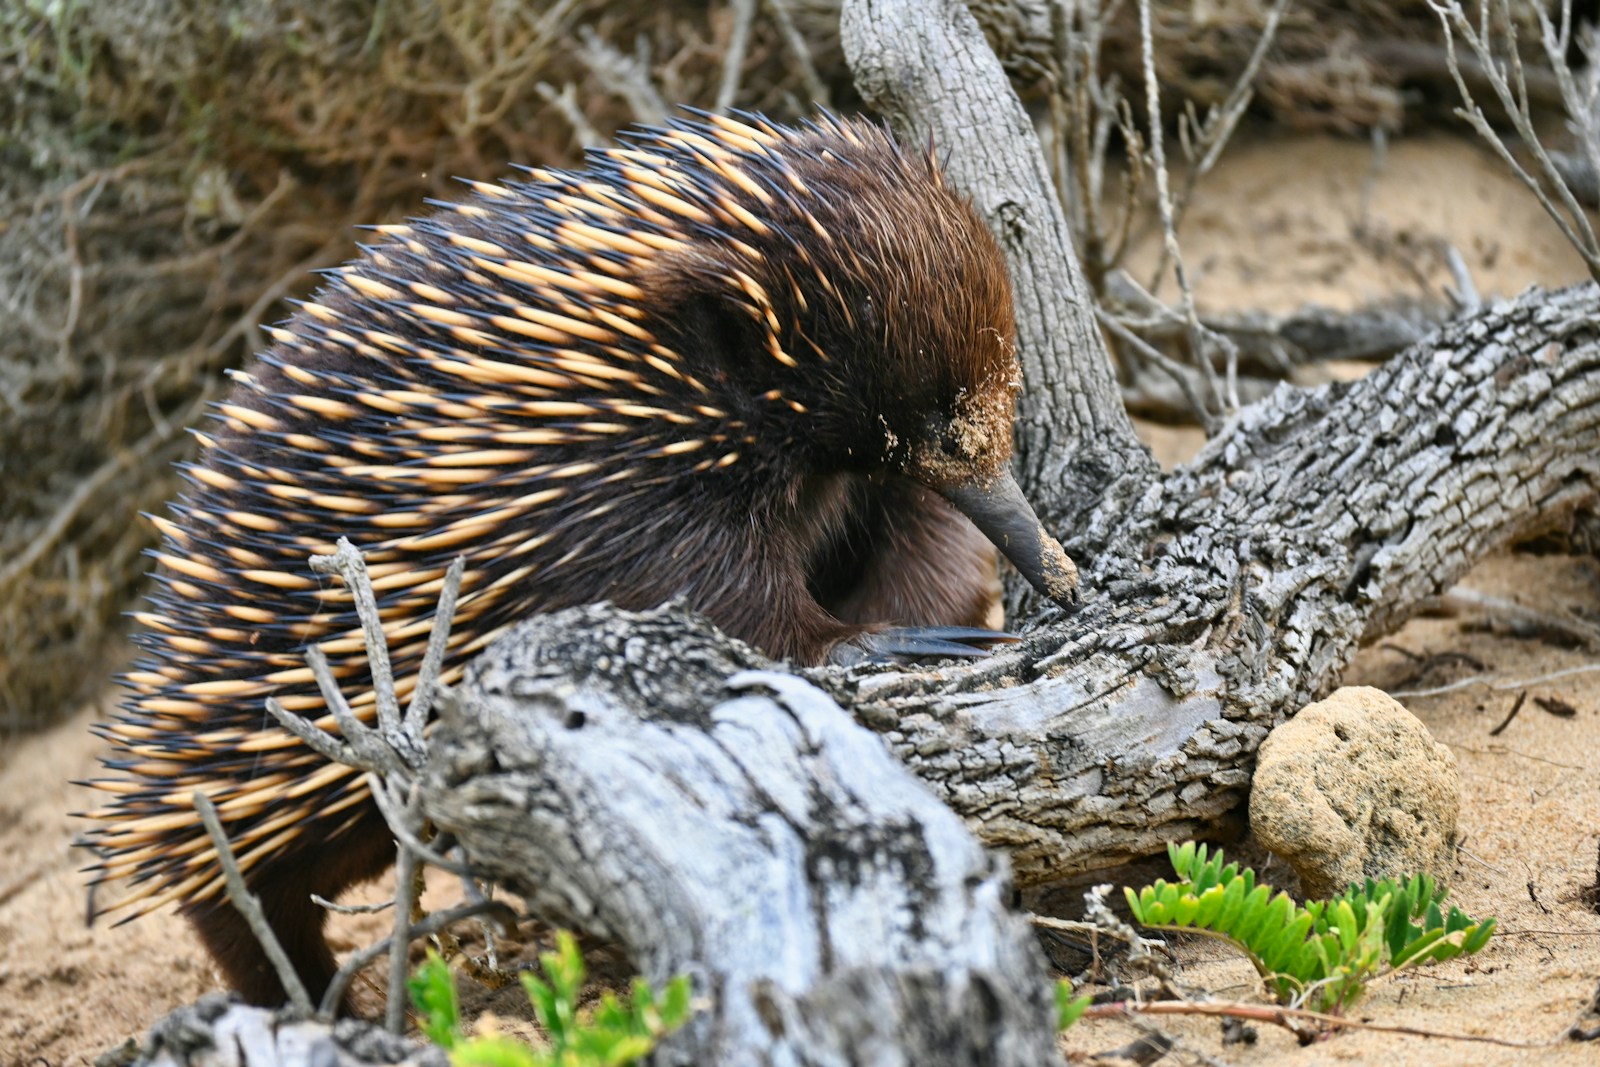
[940,470,1082,611]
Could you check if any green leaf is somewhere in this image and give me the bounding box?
[410,929,695,1067]
[1169,841,1198,879]
[1257,910,1315,973]
[660,976,693,1027]
[1327,901,1356,955]
[1212,875,1250,931]
[1391,927,1444,968]
[451,1036,546,1067]
[1120,844,1497,1016]
[408,950,460,1051]
[522,973,562,1041]
[1192,884,1227,927]
[1056,982,1092,1031]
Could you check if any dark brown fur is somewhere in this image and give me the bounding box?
[85,114,1031,1009]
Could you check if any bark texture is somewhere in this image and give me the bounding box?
[125,996,443,1067]
[432,282,1600,885]
[424,609,1058,1066]
[862,284,1599,876]
[410,279,1600,1065]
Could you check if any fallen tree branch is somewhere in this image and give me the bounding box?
[430,2,1599,1061]
[424,629,1060,1065]
[416,277,1600,889]
[419,276,1600,1056]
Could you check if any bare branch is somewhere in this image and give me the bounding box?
[320,899,519,1019]
[1135,0,1259,430]
[194,791,315,1017]
[535,81,602,146]
[765,0,832,108]
[576,27,670,126]
[1429,0,1600,281]
[716,0,759,113]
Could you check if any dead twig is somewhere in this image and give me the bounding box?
[320,898,520,1019]
[1109,0,1285,430]
[577,27,670,126]
[1136,0,1227,430]
[716,0,759,113]
[1487,689,1528,736]
[1429,0,1600,282]
[261,541,468,1029]
[1444,586,1600,650]
[765,0,830,108]
[536,81,603,147]
[1532,694,1578,718]
[193,791,315,1016]
[1393,661,1600,699]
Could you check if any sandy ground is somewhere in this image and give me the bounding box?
[2,131,1598,1065]
[1056,552,1600,1065]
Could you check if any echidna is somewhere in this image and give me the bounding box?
[83,112,1082,1009]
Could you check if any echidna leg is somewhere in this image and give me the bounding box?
[187,805,395,1011]
[186,880,335,1008]
[826,478,1000,631]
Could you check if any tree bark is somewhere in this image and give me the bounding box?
[424,611,1059,1066]
[828,282,1600,880]
[425,279,1600,953]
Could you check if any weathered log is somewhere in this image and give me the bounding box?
[405,279,1600,1064]
[424,610,1060,1065]
[120,995,445,1067]
[818,281,1600,884]
[405,265,1600,1064]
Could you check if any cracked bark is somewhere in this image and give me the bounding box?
[403,2,1600,1063]
[424,615,1058,1066]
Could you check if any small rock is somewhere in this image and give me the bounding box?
[1250,686,1459,899]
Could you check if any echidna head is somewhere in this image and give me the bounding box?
[643,117,1022,488]
[408,113,1081,608]
[633,115,1077,607]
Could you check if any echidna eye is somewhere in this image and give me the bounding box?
[940,434,960,456]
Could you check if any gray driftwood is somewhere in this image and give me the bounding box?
[424,610,1057,1065]
[411,280,1599,1065]
[118,995,445,1067]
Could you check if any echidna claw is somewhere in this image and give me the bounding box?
[829,625,1019,666]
